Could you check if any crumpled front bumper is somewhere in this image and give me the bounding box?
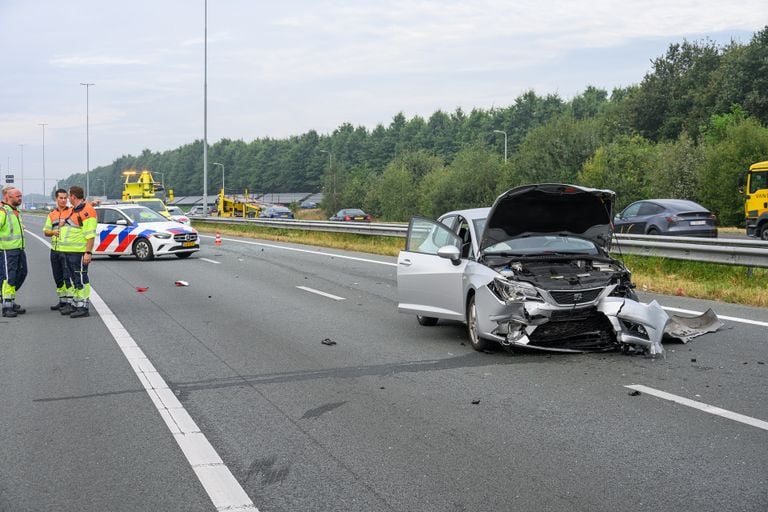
[475,286,722,355]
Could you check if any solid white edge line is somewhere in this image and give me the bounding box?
[296,285,346,301]
[27,232,258,512]
[663,306,768,328]
[625,384,768,432]
[200,234,397,267]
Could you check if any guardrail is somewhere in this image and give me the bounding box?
[192,217,768,268]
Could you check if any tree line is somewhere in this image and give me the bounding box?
[67,27,768,226]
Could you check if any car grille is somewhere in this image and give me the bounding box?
[173,233,198,242]
[549,288,602,305]
[529,312,617,351]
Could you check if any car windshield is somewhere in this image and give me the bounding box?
[483,234,599,256]
[121,207,169,223]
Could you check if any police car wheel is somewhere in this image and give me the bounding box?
[133,238,155,261]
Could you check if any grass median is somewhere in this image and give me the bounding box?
[195,221,767,308]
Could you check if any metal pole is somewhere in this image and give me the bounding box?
[80,82,95,197]
[212,162,224,193]
[202,0,208,215]
[493,130,507,164]
[39,123,48,197]
[18,144,24,199]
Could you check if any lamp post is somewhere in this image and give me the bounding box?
[493,130,508,164]
[93,178,106,197]
[18,144,24,199]
[211,162,224,193]
[202,0,209,216]
[319,149,335,212]
[80,82,95,197]
[38,123,48,197]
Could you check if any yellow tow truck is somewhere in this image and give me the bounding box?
[121,168,173,219]
[742,160,768,240]
[216,188,261,218]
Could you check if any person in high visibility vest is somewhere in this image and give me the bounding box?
[43,188,74,314]
[0,186,28,318]
[58,186,97,318]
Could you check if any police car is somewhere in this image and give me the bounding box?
[94,204,199,261]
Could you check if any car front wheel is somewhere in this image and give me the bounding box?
[133,238,155,261]
[760,224,768,241]
[467,295,493,351]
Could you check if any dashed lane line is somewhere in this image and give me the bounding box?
[625,384,768,432]
[296,286,346,301]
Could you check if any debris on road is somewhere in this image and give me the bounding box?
[136,287,149,292]
[628,390,642,396]
[321,338,337,346]
[174,281,189,287]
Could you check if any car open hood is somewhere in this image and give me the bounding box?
[479,184,616,252]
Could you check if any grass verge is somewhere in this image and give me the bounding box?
[196,222,766,308]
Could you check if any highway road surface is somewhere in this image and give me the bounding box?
[2,216,766,511]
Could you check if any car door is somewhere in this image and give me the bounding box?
[397,217,467,321]
[614,202,644,233]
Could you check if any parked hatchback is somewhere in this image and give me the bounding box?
[613,199,717,237]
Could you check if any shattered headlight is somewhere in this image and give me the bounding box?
[490,277,542,302]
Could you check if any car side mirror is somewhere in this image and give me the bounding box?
[116,219,128,226]
[437,245,462,265]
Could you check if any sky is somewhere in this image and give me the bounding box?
[1,0,766,197]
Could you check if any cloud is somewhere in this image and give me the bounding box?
[50,55,146,67]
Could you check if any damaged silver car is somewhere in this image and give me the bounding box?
[397,184,720,355]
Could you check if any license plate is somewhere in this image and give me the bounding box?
[182,241,196,247]
[354,216,365,220]
[690,220,706,226]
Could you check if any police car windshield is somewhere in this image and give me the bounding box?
[122,207,169,223]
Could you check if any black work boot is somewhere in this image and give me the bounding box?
[60,303,74,315]
[12,303,25,314]
[70,307,90,318]
[51,302,65,311]
[2,308,17,318]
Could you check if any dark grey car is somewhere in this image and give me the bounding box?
[613,199,717,237]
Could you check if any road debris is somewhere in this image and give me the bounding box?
[136,287,149,293]
[174,281,189,287]
[321,338,337,346]
[628,390,642,396]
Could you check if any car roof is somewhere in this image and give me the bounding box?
[638,199,709,211]
[438,207,491,222]
[95,203,154,211]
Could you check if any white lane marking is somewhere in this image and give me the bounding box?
[28,231,258,512]
[200,257,221,264]
[296,286,346,301]
[625,384,768,432]
[663,306,768,328]
[200,234,397,267]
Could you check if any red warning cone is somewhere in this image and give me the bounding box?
[214,231,222,246]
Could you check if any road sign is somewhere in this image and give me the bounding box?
[4,175,13,183]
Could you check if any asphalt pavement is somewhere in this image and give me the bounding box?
[1,216,766,512]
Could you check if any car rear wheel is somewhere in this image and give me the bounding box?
[647,228,659,235]
[416,315,438,326]
[175,252,192,259]
[133,238,154,261]
[467,295,493,351]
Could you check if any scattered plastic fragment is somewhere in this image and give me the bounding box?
[174,281,189,287]
[321,338,337,346]
[136,287,149,292]
[471,399,481,405]
[628,390,641,396]
[691,358,697,362]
